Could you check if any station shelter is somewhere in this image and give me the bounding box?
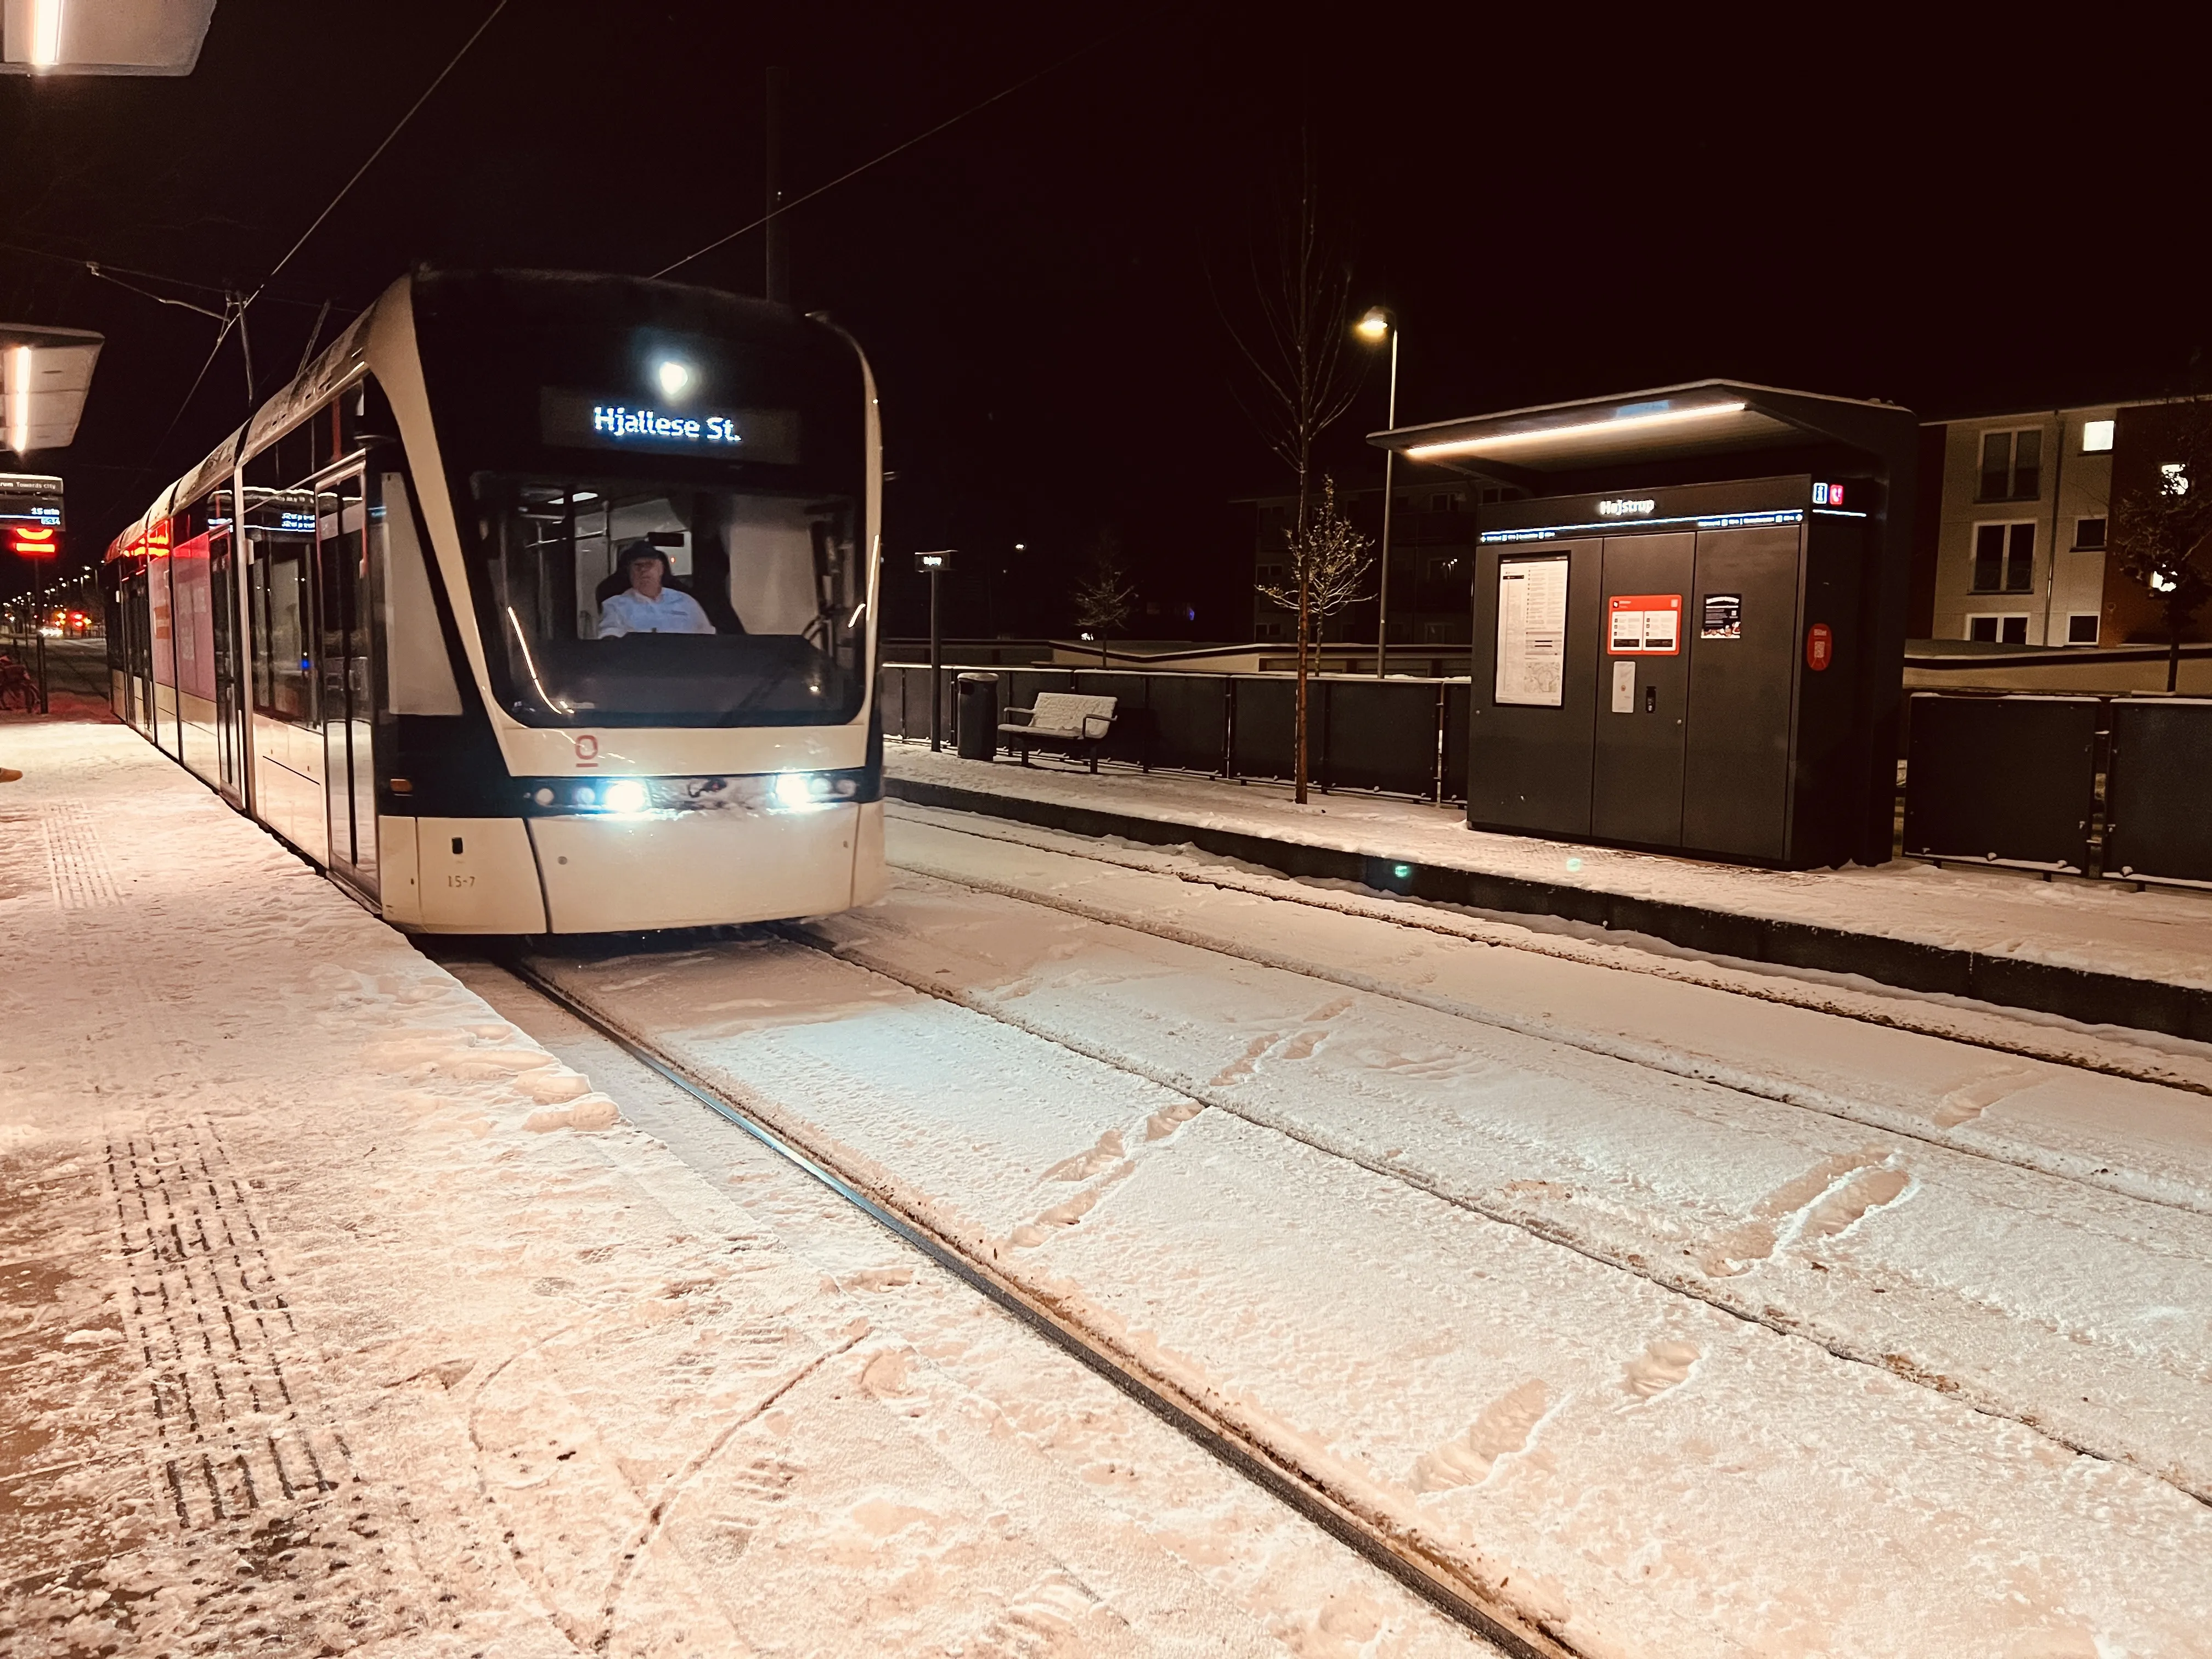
[1372,382,1916,869]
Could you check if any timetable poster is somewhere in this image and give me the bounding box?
[1495,556,1569,707]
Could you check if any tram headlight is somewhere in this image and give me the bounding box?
[602,779,650,815]
[770,771,820,810]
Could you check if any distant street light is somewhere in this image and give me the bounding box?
[1355,307,1399,677]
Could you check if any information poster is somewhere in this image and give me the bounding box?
[1495,555,1569,707]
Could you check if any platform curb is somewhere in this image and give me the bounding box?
[883,774,2212,1044]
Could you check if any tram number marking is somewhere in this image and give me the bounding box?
[447,874,477,888]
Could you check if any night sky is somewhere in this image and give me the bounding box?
[2,3,2199,637]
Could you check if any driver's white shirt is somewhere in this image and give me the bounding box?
[599,587,714,637]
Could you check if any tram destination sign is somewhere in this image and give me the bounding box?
[539,389,800,464]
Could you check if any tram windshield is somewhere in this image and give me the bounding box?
[476,474,864,726]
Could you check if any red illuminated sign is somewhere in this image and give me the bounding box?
[1805,622,1834,671]
[7,524,60,560]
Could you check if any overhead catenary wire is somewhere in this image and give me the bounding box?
[123,1,506,498]
[0,236,328,312]
[650,20,1142,281]
[249,0,510,302]
[132,304,241,493]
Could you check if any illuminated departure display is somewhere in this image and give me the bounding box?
[540,389,799,464]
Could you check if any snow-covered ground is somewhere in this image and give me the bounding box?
[0,716,1485,1657]
[518,802,2212,1658]
[885,743,2212,994]
[13,706,2212,1657]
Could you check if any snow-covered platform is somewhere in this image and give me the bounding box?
[885,743,2212,1040]
[0,715,1479,1656]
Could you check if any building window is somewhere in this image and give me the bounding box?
[1967,614,2030,644]
[1256,562,1284,583]
[1429,492,1460,512]
[2075,516,2107,550]
[2081,419,2115,453]
[1978,428,2042,500]
[1971,522,2036,592]
[2066,613,2100,644]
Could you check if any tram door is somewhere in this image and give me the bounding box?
[123,568,153,731]
[210,525,245,807]
[316,470,379,899]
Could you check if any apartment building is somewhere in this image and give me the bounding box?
[1916,396,2209,646]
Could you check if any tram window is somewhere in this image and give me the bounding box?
[470,474,864,727]
[249,534,314,722]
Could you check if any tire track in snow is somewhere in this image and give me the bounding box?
[781,912,2212,1510]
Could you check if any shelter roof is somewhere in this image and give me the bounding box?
[1369,379,1910,480]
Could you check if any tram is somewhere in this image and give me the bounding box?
[103,270,887,932]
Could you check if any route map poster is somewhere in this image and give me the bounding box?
[1495,556,1569,707]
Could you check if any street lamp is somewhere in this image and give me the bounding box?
[915,549,953,749]
[1355,306,1398,677]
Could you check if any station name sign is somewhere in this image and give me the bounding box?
[1596,497,1656,517]
[539,389,800,464]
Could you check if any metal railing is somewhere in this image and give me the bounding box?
[1901,691,2212,889]
[878,663,1471,804]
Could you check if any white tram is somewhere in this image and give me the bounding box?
[103,270,888,932]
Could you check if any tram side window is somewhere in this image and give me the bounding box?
[250,540,314,722]
[244,408,329,724]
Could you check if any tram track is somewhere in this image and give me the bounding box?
[475,816,2212,1644]
[889,804,2212,1105]
[885,809,2212,1221]
[493,951,1575,1659]
[500,858,2212,1554]
[769,901,2211,1514]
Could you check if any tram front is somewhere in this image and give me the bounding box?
[398,270,885,933]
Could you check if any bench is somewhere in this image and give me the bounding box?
[998,692,1118,772]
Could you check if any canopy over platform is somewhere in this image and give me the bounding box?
[2,0,217,75]
[1369,379,1912,488]
[1,323,104,454]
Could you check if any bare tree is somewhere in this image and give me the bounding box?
[1218,125,1368,800]
[1256,476,1373,801]
[2108,397,2212,691]
[1071,536,1137,668]
[1221,129,1363,539]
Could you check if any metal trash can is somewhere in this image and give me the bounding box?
[955,672,999,761]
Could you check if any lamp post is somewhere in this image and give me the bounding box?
[915,550,952,749]
[1355,307,1398,677]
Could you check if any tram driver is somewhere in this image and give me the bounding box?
[598,539,716,637]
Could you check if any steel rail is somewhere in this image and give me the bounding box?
[495,953,1577,1659]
